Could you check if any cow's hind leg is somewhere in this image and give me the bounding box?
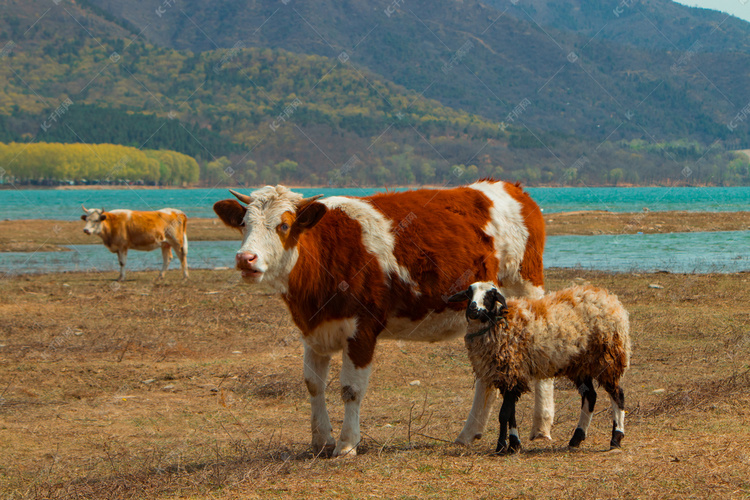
[530,378,554,441]
[303,343,335,456]
[456,378,497,445]
[569,377,596,448]
[179,233,188,279]
[167,232,188,279]
[159,243,172,278]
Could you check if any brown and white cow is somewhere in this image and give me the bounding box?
[213,181,552,457]
[81,206,189,281]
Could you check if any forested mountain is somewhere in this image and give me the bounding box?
[495,0,750,53]
[81,0,750,145]
[0,0,748,186]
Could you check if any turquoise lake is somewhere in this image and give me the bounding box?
[1,231,748,277]
[0,186,748,220]
[0,187,748,274]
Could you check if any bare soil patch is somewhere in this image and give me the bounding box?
[1,269,749,498]
[2,211,748,252]
[543,210,750,235]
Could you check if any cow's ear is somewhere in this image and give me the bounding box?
[80,215,87,221]
[99,213,107,221]
[214,199,246,231]
[294,201,327,230]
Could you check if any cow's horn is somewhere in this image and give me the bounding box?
[81,204,89,213]
[300,194,324,205]
[229,189,253,204]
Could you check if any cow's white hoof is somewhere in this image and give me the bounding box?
[529,432,552,442]
[455,432,482,446]
[333,443,358,458]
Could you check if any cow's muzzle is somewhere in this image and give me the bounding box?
[236,252,262,279]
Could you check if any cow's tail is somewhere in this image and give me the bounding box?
[182,215,188,255]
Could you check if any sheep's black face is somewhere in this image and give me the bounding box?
[448,281,508,324]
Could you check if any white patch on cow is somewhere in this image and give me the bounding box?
[321,196,418,293]
[509,427,520,439]
[468,181,529,287]
[236,186,303,292]
[158,208,184,216]
[380,309,466,342]
[304,317,358,356]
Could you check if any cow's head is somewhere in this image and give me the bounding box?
[213,185,327,289]
[448,281,508,331]
[80,205,108,235]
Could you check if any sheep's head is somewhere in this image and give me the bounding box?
[448,282,508,336]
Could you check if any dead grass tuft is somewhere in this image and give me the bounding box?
[640,370,750,418]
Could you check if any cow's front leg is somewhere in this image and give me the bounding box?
[303,342,335,456]
[159,243,172,279]
[117,249,128,281]
[530,378,554,441]
[335,334,375,457]
[456,377,497,445]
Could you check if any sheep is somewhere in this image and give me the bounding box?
[449,282,631,454]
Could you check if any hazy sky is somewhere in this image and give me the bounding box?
[674,0,750,23]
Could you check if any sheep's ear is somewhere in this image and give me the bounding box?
[493,289,508,314]
[447,289,471,302]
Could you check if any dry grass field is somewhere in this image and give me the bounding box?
[1,268,749,499]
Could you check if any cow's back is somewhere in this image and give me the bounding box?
[368,180,543,294]
[103,209,185,251]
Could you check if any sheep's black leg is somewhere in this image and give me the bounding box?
[508,405,522,453]
[569,377,596,448]
[495,391,520,455]
[606,384,625,449]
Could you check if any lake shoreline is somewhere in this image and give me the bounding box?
[1,182,743,190]
[1,210,748,253]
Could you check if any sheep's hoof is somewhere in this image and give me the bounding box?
[508,435,522,453]
[493,440,521,456]
[568,428,586,448]
[493,440,507,456]
[609,430,624,450]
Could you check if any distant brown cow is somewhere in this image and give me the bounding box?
[81,206,188,281]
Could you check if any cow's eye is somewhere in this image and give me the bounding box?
[279,223,290,232]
